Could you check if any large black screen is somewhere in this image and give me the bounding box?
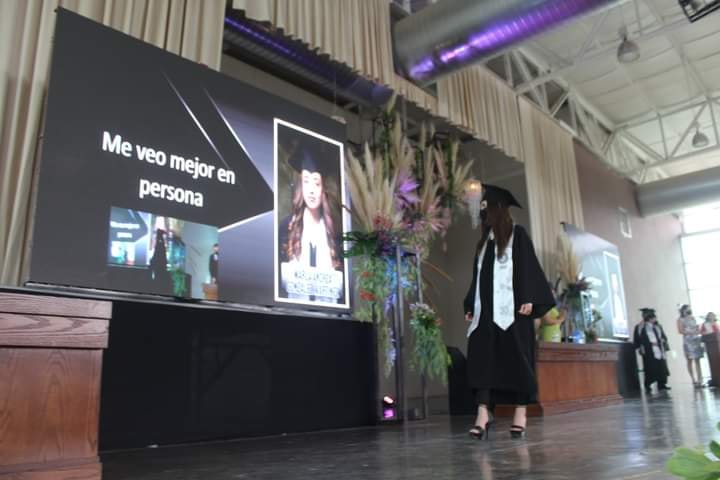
[30,10,350,310]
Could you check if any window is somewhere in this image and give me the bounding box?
[681,203,720,318]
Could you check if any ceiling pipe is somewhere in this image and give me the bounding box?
[394,0,617,85]
[636,166,720,216]
[223,12,393,107]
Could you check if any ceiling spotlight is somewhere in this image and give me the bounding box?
[692,123,710,149]
[617,26,640,63]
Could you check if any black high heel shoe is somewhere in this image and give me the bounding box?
[469,422,491,441]
[509,425,526,439]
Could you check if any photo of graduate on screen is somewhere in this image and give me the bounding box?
[274,119,348,308]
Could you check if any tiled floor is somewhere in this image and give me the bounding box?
[102,385,719,479]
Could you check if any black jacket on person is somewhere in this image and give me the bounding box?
[463,224,555,402]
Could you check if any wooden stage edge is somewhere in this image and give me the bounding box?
[496,341,624,417]
[0,290,111,480]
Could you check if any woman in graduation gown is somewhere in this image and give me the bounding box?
[278,144,344,304]
[463,185,555,440]
[633,308,671,393]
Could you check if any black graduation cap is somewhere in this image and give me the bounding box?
[286,133,338,177]
[483,184,522,208]
[640,308,656,320]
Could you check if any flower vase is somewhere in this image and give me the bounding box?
[566,296,586,344]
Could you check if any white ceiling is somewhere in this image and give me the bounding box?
[525,0,720,182]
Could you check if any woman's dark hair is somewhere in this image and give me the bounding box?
[285,173,341,269]
[478,202,514,258]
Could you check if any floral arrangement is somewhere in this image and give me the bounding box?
[556,232,593,337]
[409,303,451,384]
[343,95,470,376]
[667,422,720,478]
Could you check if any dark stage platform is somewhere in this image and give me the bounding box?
[102,385,719,479]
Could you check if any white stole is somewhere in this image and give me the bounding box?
[467,227,516,337]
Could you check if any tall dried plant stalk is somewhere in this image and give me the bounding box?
[556,233,580,285]
[345,144,402,232]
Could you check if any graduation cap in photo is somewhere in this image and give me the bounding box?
[287,138,337,177]
[640,308,657,320]
[482,184,523,208]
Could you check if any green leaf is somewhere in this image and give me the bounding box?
[710,441,720,460]
[667,448,713,479]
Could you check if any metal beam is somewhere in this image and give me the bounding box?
[516,16,691,94]
[574,9,610,61]
[658,114,669,159]
[619,130,665,163]
[619,96,720,129]
[710,97,720,146]
[643,0,709,96]
[511,51,546,110]
[518,47,616,130]
[504,53,514,87]
[669,104,707,158]
[551,90,570,117]
[628,144,720,175]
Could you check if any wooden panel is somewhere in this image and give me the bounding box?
[0,314,108,349]
[0,348,101,468]
[539,395,624,415]
[703,334,720,387]
[496,342,623,417]
[537,360,619,402]
[0,293,111,320]
[537,342,620,362]
[0,462,101,480]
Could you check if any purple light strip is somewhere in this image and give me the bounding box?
[410,0,612,81]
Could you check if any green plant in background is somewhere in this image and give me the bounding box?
[585,309,603,343]
[668,422,720,479]
[409,303,451,384]
[170,269,187,297]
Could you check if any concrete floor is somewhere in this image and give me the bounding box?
[102,386,719,479]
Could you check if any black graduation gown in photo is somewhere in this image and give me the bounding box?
[633,321,670,388]
[463,225,555,405]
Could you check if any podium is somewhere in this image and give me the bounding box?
[0,290,111,480]
[703,333,720,387]
[495,342,623,417]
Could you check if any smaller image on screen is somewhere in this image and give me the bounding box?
[108,207,219,300]
[274,119,349,308]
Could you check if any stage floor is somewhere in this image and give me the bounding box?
[102,385,718,479]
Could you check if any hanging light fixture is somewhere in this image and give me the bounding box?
[617,26,640,63]
[463,178,484,229]
[692,123,710,149]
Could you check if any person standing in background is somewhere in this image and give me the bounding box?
[209,243,219,284]
[677,304,704,387]
[702,312,720,334]
[634,308,671,393]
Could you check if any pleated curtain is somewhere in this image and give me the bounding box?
[519,97,585,279]
[437,65,524,162]
[0,0,225,286]
[233,0,439,114]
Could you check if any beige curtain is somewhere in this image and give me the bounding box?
[437,65,523,162]
[233,0,439,114]
[519,97,585,279]
[0,0,225,286]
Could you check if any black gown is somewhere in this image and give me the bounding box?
[633,321,670,388]
[463,225,555,405]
